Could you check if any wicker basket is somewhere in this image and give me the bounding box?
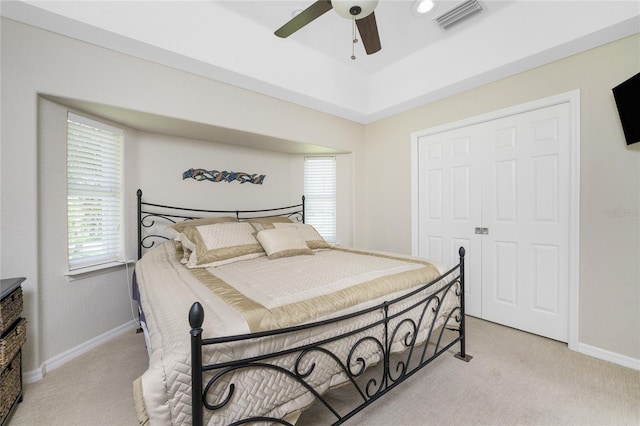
[0,318,26,370]
[0,287,23,331]
[0,351,21,421]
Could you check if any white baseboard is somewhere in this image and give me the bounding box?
[579,342,640,371]
[23,320,138,384]
[23,364,45,383]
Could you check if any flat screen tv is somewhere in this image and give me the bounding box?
[612,72,640,146]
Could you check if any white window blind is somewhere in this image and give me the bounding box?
[67,113,124,271]
[304,156,336,243]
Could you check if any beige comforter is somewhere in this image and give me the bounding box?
[134,242,457,425]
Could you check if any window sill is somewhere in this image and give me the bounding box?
[65,259,136,280]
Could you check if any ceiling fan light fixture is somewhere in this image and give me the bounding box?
[415,0,435,14]
[332,0,378,20]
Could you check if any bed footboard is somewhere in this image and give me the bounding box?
[189,247,470,425]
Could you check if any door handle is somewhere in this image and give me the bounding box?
[475,227,489,235]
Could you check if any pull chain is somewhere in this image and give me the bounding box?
[351,17,357,60]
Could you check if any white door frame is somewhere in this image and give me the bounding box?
[410,90,580,351]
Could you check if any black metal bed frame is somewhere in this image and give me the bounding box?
[137,189,305,259]
[136,189,471,426]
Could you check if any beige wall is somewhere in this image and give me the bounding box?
[360,34,640,360]
[1,15,638,377]
[38,97,333,366]
[1,17,361,374]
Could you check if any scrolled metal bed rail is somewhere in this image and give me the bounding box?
[189,247,470,425]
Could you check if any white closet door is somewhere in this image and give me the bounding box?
[417,102,570,342]
[418,126,483,317]
[481,103,570,342]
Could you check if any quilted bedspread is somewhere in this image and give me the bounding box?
[134,242,455,425]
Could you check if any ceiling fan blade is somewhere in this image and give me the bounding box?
[274,0,333,38]
[355,11,381,55]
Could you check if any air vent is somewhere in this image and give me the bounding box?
[435,0,483,30]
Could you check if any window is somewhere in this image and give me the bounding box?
[67,113,124,271]
[304,156,336,243]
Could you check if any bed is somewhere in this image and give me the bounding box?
[133,189,470,425]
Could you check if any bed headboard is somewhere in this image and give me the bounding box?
[136,189,305,259]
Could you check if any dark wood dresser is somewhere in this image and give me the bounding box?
[0,277,26,425]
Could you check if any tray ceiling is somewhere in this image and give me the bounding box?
[2,1,639,123]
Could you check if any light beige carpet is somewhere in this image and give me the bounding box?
[8,317,640,425]
[9,329,147,426]
[300,317,640,425]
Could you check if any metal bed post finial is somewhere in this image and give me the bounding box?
[190,302,204,426]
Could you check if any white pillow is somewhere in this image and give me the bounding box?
[167,216,238,238]
[181,222,265,268]
[256,227,314,260]
[272,223,332,249]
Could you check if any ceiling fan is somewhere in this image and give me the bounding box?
[274,0,382,56]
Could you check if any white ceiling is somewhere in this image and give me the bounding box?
[2,0,640,124]
[216,0,517,74]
